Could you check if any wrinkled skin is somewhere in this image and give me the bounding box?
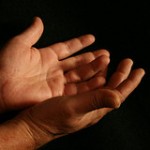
[0,17,145,150]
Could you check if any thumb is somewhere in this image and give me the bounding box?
[69,89,121,114]
[15,16,44,46]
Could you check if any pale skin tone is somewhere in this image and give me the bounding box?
[0,17,145,149]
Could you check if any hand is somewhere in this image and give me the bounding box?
[0,17,110,112]
[15,58,145,149]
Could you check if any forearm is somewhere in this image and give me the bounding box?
[0,112,56,150]
[0,118,35,150]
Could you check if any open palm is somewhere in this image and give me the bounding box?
[21,56,145,149]
[0,17,110,112]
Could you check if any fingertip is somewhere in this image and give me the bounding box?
[123,58,134,66]
[20,16,44,46]
[32,16,44,31]
[99,49,110,57]
[105,90,121,109]
[101,54,110,61]
[98,54,110,65]
[97,89,121,109]
[93,49,110,59]
[83,34,95,44]
[127,58,133,64]
[113,97,121,109]
[138,68,146,76]
[134,68,146,78]
[87,34,95,41]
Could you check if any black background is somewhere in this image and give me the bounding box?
[0,1,149,150]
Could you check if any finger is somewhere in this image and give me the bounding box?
[115,68,145,103]
[67,68,145,114]
[65,55,110,83]
[42,34,95,60]
[12,16,44,46]
[64,76,106,95]
[93,50,110,78]
[107,58,133,88]
[67,89,121,115]
[61,49,110,71]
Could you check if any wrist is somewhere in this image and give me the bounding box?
[0,109,56,150]
[18,110,57,149]
[0,116,35,150]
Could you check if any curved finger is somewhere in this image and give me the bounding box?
[41,34,95,60]
[107,58,133,88]
[61,49,110,71]
[66,89,121,115]
[65,55,110,83]
[70,68,145,114]
[115,68,145,103]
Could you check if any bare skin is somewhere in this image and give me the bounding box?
[0,61,145,149]
[0,17,145,149]
[0,17,110,113]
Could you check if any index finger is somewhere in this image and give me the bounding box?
[43,34,95,60]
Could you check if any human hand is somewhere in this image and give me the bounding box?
[0,17,110,113]
[14,58,145,149]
